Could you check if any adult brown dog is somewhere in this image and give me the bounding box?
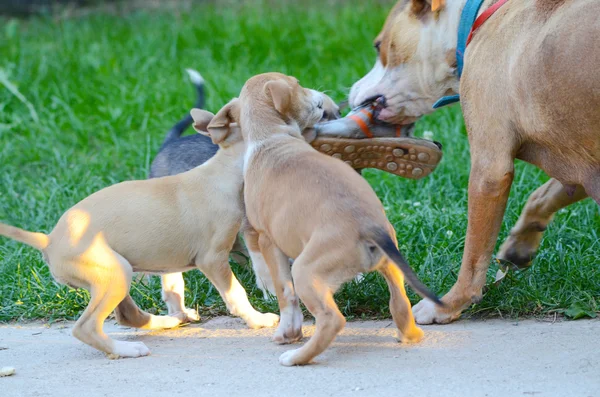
[349,0,600,324]
[214,72,442,365]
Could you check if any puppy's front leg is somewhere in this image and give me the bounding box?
[258,234,303,344]
[160,273,200,323]
[196,259,279,329]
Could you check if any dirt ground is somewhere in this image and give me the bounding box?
[1,317,598,397]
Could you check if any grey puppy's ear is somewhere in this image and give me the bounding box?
[190,109,215,134]
[205,98,241,145]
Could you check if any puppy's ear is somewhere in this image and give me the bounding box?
[190,109,215,133]
[264,79,292,115]
[205,98,240,145]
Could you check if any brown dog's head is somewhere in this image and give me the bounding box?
[349,0,460,124]
[192,97,243,148]
[238,72,326,137]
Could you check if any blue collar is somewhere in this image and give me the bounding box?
[432,0,486,109]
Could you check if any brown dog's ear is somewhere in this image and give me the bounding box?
[190,109,215,133]
[411,0,445,14]
[430,0,445,12]
[264,79,292,115]
[205,98,240,145]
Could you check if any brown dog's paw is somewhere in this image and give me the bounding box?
[497,239,537,270]
[279,348,311,366]
[412,299,461,325]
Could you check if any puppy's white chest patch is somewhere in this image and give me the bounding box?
[243,142,259,175]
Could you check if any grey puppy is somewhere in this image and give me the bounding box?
[150,69,218,178]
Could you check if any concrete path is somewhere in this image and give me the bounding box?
[1,317,598,397]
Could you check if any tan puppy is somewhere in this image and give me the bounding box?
[159,94,342,317]
[218,72,441,366]
[0,104,280,358]
[349,0,600,324]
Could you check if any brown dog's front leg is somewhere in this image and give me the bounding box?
[498,179,588,268]
[413,156,515,324]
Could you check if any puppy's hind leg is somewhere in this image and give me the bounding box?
[258,234,302,344]
[196,258,279,329]
[160,272,200,323]
[115,294,191,330]
[68,248,149,358]
[278,250,346,366]
[379,261,423,343]
[244,228,276,299]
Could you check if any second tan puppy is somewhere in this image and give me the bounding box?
[0,104,279,358]
[218,72,442,366]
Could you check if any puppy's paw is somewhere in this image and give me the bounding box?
[180,308,201,323]
[246,312,280,329]
[272,324,303,344]
[412,299,459,325]
[110,341,151,359]
[279,349,305,366]
[398,326,424,344]
[272,306,303,344]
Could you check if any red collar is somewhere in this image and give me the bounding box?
[466,0,510,47]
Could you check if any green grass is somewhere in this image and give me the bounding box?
[0,0,598,323]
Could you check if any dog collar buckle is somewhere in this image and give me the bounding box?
[433,95,460,109]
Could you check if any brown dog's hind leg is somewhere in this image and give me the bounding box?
[583,173,600,206]
[498,179,588,268]
[413,153,515,324]
[379,261,423,343]
[69,248,150,358]
[160,272,200,323]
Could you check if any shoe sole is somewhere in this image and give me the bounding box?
[311,137,443,179]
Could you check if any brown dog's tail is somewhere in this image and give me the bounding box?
[369,229,443,307]
[0,222,49,251]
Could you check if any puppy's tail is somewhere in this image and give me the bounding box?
[158,69,206,151]
[0,222,49,251]
[369,229,443,306]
